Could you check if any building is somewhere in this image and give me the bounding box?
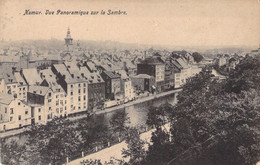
[0,93,32,131]
[40,68,68,118]
[52,63,88,116]
[27,85,52,124]
[79,66,105,111]
[137,54,165,93]
[64,27,73,52]
[0,72,18,96]
[117,70,134,102]
[100,71,121,101]
[131,74,155,93]
[14,72,28,101]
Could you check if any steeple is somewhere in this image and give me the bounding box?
[66,27,72,38]
[64,27,73,51]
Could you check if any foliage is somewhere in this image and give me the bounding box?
[1,139,26,165]
[192,52,204,63]
[109,111,130,138]
[225,56,260,93]
[169,57,260,164]
[22,117,82,164]
[122,127,146,165]
[145,128,174,165]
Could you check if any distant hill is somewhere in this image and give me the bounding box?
[0,39,253,56]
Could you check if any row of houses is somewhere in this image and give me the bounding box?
[0,52,203,132]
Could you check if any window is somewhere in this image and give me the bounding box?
[48,99,52,103]
[25,110,28,115]
[48,92,51,97]
[78,96,81,101]
[84,96,86,101]
[18,102,21,105]
[10,117,13,121]
[56,95,59,98]
[78,89,81,94]
[78,84,81,87]
[18,115,21,120]
[38,116,41,120]
[83,88,86,93]
[71,91,73,96]
[71,84,73,88]
[78,106,81,110]
[83,83,86,87]
[49,107,51,110]
[5,107,7,113]
[19,88,22,91]
[56,101,59,106]
[65,106,67,110]
[38,108,41,113]
[10,108,14,114]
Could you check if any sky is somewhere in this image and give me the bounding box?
[0,0,260,47]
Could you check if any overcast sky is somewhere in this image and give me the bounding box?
[0,0,259,47]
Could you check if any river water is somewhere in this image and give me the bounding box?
[92,93,178,129]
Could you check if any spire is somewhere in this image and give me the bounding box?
[67,27,71,38]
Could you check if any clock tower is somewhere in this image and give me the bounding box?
[64,27,73,51]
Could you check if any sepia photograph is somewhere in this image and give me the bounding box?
[0,0,259,164]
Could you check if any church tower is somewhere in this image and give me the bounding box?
[64,27,73,51]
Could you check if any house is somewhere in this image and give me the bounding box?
[117,70,134,102]
[14,72,28,101]
[27,85,52,124]
[40,68,68,118]
[0,72,18,96]
[131,74,155,93]
[0,93,32,131]
[79,66,105,111]
[52,63,88,116]
[100,71,121,101]
[137,54,165,93]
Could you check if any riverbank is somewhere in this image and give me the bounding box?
[68,123,171,165]
[0,88,181,138]
[95,88,182,115]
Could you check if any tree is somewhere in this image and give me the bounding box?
[122,127,146,165]
[145,128,174,165]
[168,58,260,164]
[23,117,82,164]
[192,52,204,63]
[1,139,26,165]
[109,111,130,138]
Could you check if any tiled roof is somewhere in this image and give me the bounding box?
[140,56,165,65]
[53,64,77,84]
[28,86,50,96]
[103,71,121,79]
[0,72,17,84]
[0,93,14,105]
[14,72,26,86]
[176,58,189,69]
[131,74,153,79]
[22,68,42,85]
[40,68,65,93]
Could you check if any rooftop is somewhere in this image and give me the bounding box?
[28,86,50,96]
[0,93,14,105]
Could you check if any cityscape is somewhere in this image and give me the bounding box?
[0,0,260,165]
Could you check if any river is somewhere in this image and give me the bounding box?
[92,93,178,128]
